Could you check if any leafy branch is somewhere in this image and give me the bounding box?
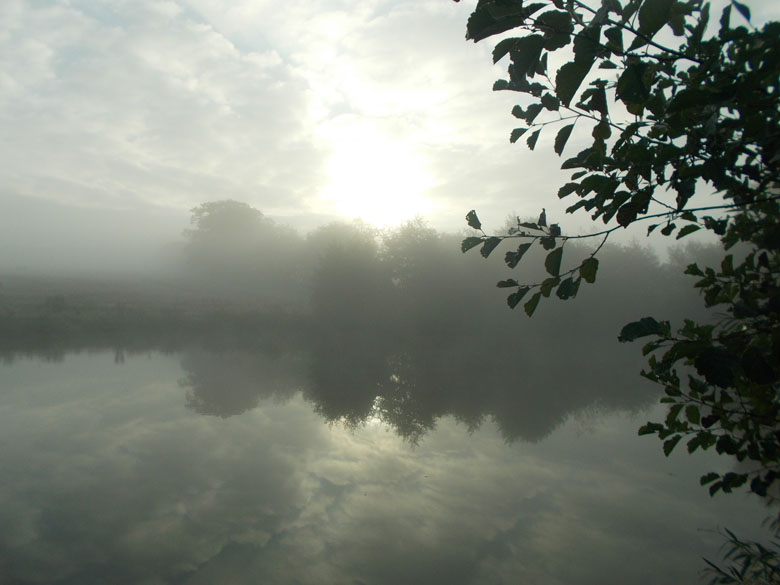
[460,0,779,498]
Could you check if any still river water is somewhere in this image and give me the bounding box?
[0,349,773,585]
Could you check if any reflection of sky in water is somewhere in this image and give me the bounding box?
[0,352,773,585]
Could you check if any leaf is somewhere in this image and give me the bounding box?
[669,12,685,35]
[660,222,676,236]
[558,182,579,198]
[497,279,519,288]
[544,246,563,276]
[616,61,650,105]
[507,287,531,308]
[663,435,682,456]
[510,127,528,143]
[507,35,546,76]
[616,201,642,227]
[524,292,542,317]
[632,0,674,48]
[604,26,623,52]
[685,405,700,425]
[504,242,532,268]
[675,224,701,239]
[675,179,696,209]
[701,414,719,428]
[582,84,608,117]
[716,435,737,455]
[720,472,747,492]
[540,277,559,297]
[466,3,545,42]
[572,24,601,63]
[618,317,661,342]
[466,210,482,230]
[555,277,577,300]
[731,0,750,21]
[540,236,556,250]
[592,119,611,140]
[638,422,663,435]
[687,435,701,453]
[492,37,519,63]
[524,103,544,124]
[700,472,720,486]
[526,128,542,150]
[578,258,597,284]
[480,236,502,258]
[694,348,737,388]
[461,237,483,253]
[719,4,731,32]
[554,123,575,156]
[535,52,549,76]
[535,10,573,50]
[555,61,592,108]
[667,403,683,424]
[518,222,540,230]
[751,476,769,497]
[741,348,775,385]
[540,93,560,111]
[667,89,712,113]
[684,263,704,276]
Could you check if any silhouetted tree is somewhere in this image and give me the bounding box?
[457,0,779,579]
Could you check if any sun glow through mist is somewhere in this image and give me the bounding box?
[317,125,435,227]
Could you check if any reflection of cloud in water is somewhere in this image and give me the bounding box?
[0,354,771,584]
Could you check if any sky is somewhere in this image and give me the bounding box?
[1,1,528,228]
[1,0,776,272]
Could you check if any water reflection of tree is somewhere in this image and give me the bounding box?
[179,350,305,418]
[302,221,709,444]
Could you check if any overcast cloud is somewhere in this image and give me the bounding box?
[0,0,590,269]
[3,0,778,273]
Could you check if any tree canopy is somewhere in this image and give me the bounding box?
[459,0,779,517]
[181,200,307,306]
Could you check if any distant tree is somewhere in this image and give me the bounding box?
[184,200,273,257]
[182,200,306,304]
[306,220,387,318]
[382,217,441,288]
[457,0,779,516]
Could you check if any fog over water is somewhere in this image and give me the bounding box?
[0,353,770,585]
[3,0,778,580]
[0,204,773,584]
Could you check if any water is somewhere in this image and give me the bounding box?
[0,350,772,584]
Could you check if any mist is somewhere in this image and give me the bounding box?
[2,199,768,585]
[0,199,719,443]
[0,193,186,276]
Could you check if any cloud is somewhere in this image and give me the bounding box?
[0,0,324,216]
[0,0,581,237]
